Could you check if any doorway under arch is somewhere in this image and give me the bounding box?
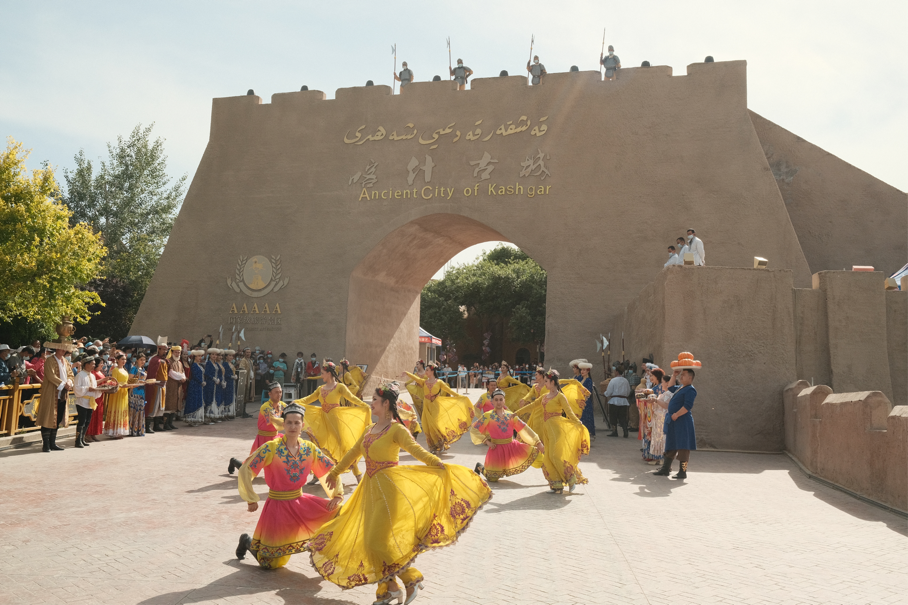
[345,213,537,389]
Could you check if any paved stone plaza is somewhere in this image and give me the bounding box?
[2,390,906,605]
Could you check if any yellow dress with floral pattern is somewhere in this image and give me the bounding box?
[307,422,491,599]
[296,382,370,476]
[516,391,590,490]
[405,372,474,452]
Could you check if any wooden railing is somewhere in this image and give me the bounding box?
[0,384,78,438]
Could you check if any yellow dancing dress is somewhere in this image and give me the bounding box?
[516,391,590,490]
[295,383,370,477]
[497,373,531,411]
[103,367,130,437]
[404,372,474,452]
[342,365,366,396]
[405,372,426,417]
[307,422,491,599]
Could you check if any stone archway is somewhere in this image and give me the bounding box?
[344,213,515,388]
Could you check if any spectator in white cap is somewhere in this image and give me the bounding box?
[0,344,12,385]
[570,359,596,440]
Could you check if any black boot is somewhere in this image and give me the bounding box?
[75,426,84,448]
[606,430,619,437]
[49,429,64,450]
[146,418,155,434]
[653,458,673,476]
[41,428,51,452]
[622,426,629,438]
[673,461,688,480]
[153,417,164,432]
[80,426,90,446]
[162,414,172,430]
[228,457,244,475]
[169,414,178,429]
[236,533,252,560]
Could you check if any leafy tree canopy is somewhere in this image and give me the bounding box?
[63,123,187,338]
[0,138,106,337]
[420,245,546,360]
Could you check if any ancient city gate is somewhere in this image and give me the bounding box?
[133,61,816,383]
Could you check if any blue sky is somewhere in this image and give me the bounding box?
[2,0,905,276]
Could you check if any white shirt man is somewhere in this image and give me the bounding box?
[664,246,681,267]
[687,229,705,266]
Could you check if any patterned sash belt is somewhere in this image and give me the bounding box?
[258,430,277,437]
[365,459,398,477]
[491,438,514,445]
[543,411,562,422]
[268,489,302,500]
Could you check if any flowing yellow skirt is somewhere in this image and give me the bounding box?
[308,463,491,589]
[302,404,371,471]
[422,394,474,452]
[540,417,590,490]
[504,382,531,412]
[405,383,424,418]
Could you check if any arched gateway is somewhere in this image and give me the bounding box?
[133,60,899,387]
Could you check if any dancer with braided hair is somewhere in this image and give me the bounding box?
[295,359,370,484]
[515,369,590,494]
[402,361,474,454]
[472,388,544,482]
[308,382,491,605]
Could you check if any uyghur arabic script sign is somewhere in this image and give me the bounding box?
[344,116,548,150]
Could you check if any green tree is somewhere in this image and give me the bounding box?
[63,123,187,338]
[0,138,106,339]
[420,246,546,362]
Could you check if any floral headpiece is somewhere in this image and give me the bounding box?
[339,358,350,368]
[321,359,337,372]
[424,361,439,371]
[375,381,400,403]
[544,368,560,381]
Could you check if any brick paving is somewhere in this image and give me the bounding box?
[1,389,906,605]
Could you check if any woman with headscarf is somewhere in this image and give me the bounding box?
[403,362,475,454]
[472,388,544,482]
[294,360,370,484]
[308,382,491,605]
[103,353,131,439]
[127,352,148,436]
[235,402,342,569]
[515,369,590,494]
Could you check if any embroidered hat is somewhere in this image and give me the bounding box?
[282,403,305,418]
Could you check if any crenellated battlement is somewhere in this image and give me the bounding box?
[215,60,745,117]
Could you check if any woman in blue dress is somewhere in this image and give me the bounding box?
[223,350,237,419]
[571,359,596,440]
[184,350,206,426]
[204,348,221,423]
[128,352,148,436]
[653,368,697,479]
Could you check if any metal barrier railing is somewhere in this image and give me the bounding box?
[0,384,78,437]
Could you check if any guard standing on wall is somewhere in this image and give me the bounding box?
[526,55,546,85]
[450,58,473,90]
[394,61,414,87]
[601,45,621,80]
